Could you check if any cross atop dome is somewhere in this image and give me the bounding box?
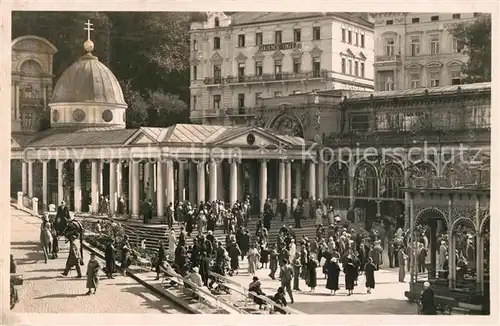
[83,19,95,54]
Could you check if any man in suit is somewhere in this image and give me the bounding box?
[154,240,166,280]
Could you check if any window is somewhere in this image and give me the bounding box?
[429,72,440,87]
[22,112,33,128]
[275,31,282,43]
[274,91,282,97]
[430,34,440,55]
[452,13,461,19]
[313,57,321,77]
[342,28,346,42]
[193,66,197,80]
[213,64,221,83]
[293,29,301,42]
[385,37,394,55]
[275,60,282,79]
[255,61,263,76]
[386,20,393,25]
[213,95,221,109]
[451,71,461,85]
[193,40,198,51]
[384,77,394,91]
[256,32,263,45]
[431,15,439,21]
[255,92,262,106]
[341,58,346,73]
[214,17,220,27]
[348,30,352,43]
[214,37,221,49]
[412,17,420,23]
[192,96,197,110]
[238,34,246,47]
[293,58,301,73]
[354,61,359,76]
[360,62,365,77]
[452,37,463,53]
[355,33,358,46]
[410,73,420,89]
[360,34,365,47]
[313,26,321,40]
[238,94,245,109]
[410,36,420,56]
[238,63,245,82]
[348,60,352,75]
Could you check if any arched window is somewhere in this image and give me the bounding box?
[214,17,220,27]
[442,152,490,188]
[380,163,404,198]
[354,161,377,197]
[327,163,349,196]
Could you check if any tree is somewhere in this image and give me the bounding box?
[448,14,491,83]
[147,90,189,127]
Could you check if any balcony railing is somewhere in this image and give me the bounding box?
[375,54,401,63]
[204,70,330,85]
[224,107,258,116]
[411,175,490,189]
[20,97,44,106]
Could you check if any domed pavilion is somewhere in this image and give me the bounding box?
[11,33,319,218]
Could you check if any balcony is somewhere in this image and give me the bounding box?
[224,107,258,116]
[20,96,44,107]
[374,54,402,69]
[203,70,331,85]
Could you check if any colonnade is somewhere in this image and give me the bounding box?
[19,157,328,217]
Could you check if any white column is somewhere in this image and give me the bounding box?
[15,83,20,121]
[57,160,64,204]
[42,161,48,208]
[294,163,302,198]
[166,160,175,206]
[98,161,104,195]
[317,162,324,200]
[74,160,82,212]
[21,161,28,194]
[144,162,151,201]
[209,159,217,202]
[178,162,185,201]
[188,162,197,203]
[217,162,224,201]
[259,159,268,213]
[230,159,238,206]
[308,161,316,199]
[156,162,165,217]
[237,165,243,201]
[27,161,33,198]
[128,163,132,208]
[285,160,292,212]
[109,160,117,215]
[197,161,206,202]
[91,160,99,214]
[116,161,122,197]
[131,161,140,217]
[323,163,329,199]
[278,160,285,201]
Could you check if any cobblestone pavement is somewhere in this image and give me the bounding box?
[10,207,183,314]
[232,259,416,314]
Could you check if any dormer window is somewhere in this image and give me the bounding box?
[214,17,220,27]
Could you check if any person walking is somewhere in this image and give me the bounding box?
[86,253,101,295]
[39,214,53,264]
[61,234,82,278]
[292,253,302,291]
[343,258,357,296]
[279,259,295,304]
[104,239,116,279]
[398,247,408,282]
[325,257,340,295]
[306,255,318,292]
[154,240,166,280]
[364,257,376,294]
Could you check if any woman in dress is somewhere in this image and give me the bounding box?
[306,255,318,292]
[288,239,297,263]
[364,257,376,294]
[86,253,101,295]
[39,214,53,263]
[343,258,358,296]
[167,228,177,258]
[247,244,260,275]
[325,257,341,295]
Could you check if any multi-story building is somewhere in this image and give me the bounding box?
[373,12,479,91]
[189,12,375,126]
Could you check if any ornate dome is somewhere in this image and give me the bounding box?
[51,53,125,105]
[49,39,127,129]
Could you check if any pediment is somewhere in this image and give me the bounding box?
[426,61,443,69]
[210,52,224,63]
[445,60,464,68]
[124,129,158,146]
[214,127,293,149]
[11,138,22,149]
[12,36,57,55]
[291,47,303,58]
[272,50,284,60]
[406,63,423,70]
[310,46,323,57]
[252,51,265,61]
[346,48,355,57]
[235,52,247,63]
[358,52,367,60]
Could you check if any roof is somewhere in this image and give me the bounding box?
[51,53,126,105]
[347,82,491,101]
[229,12,373,28]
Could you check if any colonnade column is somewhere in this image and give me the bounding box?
[230,159,238,206]
[197,161,206,202]
[285,160,292,214]
[209,159,217,202]
[403,152,410,229]
[259,159,268,213]
[21,161,27,194]
[166,160,175,206]
[278,160,285,201]
[156,161,164,217]
[57,160,64,204]
[188,162,197,203]
[131,160,140,217]
[348,159,355,208]
[308,161,316,200]
[91,160,99,214]
[98,161,104,195]
[178,162,185,202]
[475,196,481,291]
[316,162,324,201]
[323,163,329,199]
[74,160,82,213]
[27,161,33,198]
[117,162,122,198]
[109,160,117,215]
[217,163,224,201]
[294,163,302,199]
[144,162,152,201]
[42,161,48,209]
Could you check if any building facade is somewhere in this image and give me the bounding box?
[189,12,375,126]
[373,12,478,91]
